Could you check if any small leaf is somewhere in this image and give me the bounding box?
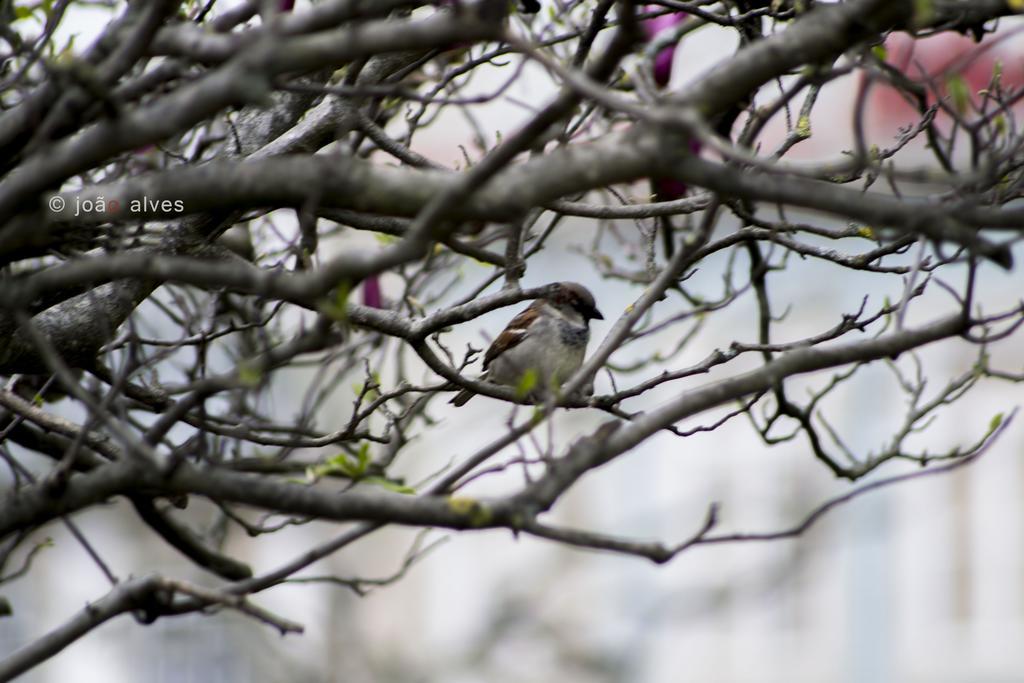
[335,279,352,310]
[447,496,491,526]
[237,362,262,387]
[795,114,811,138]
[355,442,371,472]
[858,226,875,239]
[318,300,347,322]
[363,476,415,494]
[946,74,970,115]
[448,496,477,514]
[871,45,888,62]
[326,453,360,478]
[994,114,1006,136]
[319,280,355,320]
[989,412,1004,432]
[912,0,934,27]
[316,446,373,479]
[54,35,77,62]
[515,368,538,398]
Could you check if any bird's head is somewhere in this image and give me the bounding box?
[545,282,604,322]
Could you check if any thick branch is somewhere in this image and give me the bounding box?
[43,128,659,226]
[0,10,503,229]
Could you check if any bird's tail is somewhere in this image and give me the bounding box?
[449,389,474,406]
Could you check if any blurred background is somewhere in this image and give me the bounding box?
[2,3,1024,682]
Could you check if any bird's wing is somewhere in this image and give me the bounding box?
[482,305,538,370]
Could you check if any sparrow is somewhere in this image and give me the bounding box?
[450,282,604,406]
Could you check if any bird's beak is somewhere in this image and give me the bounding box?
[588,305,604,321]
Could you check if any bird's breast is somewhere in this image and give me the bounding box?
[488,318,589,391]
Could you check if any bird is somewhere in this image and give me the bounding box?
[450,282,604,406]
